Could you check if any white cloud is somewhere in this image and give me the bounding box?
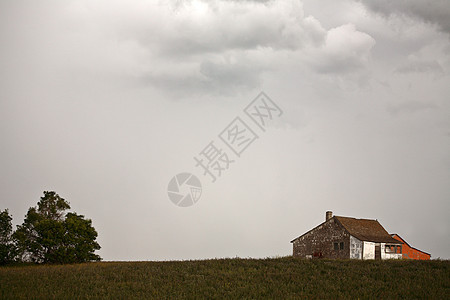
[307,23,376,74]
[0,0,381,97]
[57,0,331,96]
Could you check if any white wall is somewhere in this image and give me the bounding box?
[363,241,375,260]
[350,236,362,259]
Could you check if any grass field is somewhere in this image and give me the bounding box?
[1,257,449,299]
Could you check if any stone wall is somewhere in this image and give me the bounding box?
[292,217,350,259]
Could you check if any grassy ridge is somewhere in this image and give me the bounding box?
[1,257,449,299]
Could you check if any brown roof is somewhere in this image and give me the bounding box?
[335,216,401,244]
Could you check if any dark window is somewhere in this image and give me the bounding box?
[340,242,344,250]
[334,242,339,250]
[385,244,402,253]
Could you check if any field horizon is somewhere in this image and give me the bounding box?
[1,257,449,299]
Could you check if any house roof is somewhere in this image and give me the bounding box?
[391,234,431,256]
[335,216,401,244]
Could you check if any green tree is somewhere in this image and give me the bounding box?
[14,191,101,264]
[0,209,16,264]
[58,213,101,263]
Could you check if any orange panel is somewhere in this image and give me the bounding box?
[392,234,430,260]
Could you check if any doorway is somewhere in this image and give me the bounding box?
[375,244,381,260]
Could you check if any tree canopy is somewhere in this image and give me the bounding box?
[3,191,101,264]
[0,209,16,264]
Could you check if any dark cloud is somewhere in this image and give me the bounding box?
[387,100,437,116]
[358,0,450,34]
[1,0,449,261]
[139,57,263,97]
[395,59,445,77]
[72,0,328,96]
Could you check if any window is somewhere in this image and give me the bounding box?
[385,244,402,253]
[385,245,394,253]
[334,242,344,250]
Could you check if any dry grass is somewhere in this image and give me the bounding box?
[1,257,449,299]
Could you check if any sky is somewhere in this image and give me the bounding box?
[1,0,449,261]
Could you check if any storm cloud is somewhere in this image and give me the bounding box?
[1,0,449,261]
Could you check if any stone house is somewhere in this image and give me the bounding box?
[291,211,403,260]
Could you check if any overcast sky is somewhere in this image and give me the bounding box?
[1,0,449,260]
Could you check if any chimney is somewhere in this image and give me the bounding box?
[326,211,333,221]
